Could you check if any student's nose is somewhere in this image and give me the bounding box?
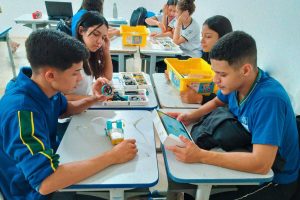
[77,72,83,82]
[97,37,104,46]
[213,74,220,84]
[200,36,204,44]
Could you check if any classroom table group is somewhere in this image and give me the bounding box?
[13,15,274,200]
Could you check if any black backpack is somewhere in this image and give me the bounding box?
[130,7,148,26]
[56,19,72,36]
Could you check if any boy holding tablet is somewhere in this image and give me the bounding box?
[166,31,299,199]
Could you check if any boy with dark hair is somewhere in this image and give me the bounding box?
[167,31,299,199]
[0,29,137,199]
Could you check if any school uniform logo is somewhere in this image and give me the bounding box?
[240,116,249,132]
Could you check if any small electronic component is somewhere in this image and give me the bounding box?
[101,84,113,96]
[105,120,124,145]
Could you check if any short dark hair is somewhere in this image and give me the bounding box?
[25,29,89,71]
[76,11,109,78]
[210,31,257,68]
[177,0,195,15]
[203,15,233,38]
[81,0,104,14]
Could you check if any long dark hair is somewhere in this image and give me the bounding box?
[76,11,108,78]
[203,15,232,38]
[160,0,178,13]
[79,0,104,14]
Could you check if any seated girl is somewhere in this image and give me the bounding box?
[145,0,178,37]
[71,0,119,38]
[180,15,233,104]
[66,11,113,101]
[170,0,202,58]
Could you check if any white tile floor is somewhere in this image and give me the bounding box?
[0,37,29,95]
[0,37,169,198]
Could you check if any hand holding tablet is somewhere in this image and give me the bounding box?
[153,110,193,147]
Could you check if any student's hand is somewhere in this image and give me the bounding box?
[178,10,189,24]
[165,112,182,119]
[180,86,203,104]
[158,22,166,32]
[165,135,204,163]
[176,112,193,126]
[150,32,159,37]
[108,27,120,38]
[110,139,138,164]
[92,77,110,98]
[164,70,170,81]
[102,35,110,54]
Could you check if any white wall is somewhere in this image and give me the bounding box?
[1,0,300,113]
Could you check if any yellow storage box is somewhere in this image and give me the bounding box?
[120,25,149,47]
[165,58,218,95]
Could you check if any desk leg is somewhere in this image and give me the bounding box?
[5,34,17,77]
[149,55,156,76]
[118,54,125,72]
[32,24,37,32]
[195,185,212,200]
[110,189,124,200]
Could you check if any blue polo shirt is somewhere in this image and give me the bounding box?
[217,68,299,184]
[0,67,67,199]
[71,9,87,37]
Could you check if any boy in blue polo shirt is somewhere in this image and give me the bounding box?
[167,31,299,199]
[0,29,137,200]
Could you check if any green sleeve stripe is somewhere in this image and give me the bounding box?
[39,149,60,171]
[18,111,45,155]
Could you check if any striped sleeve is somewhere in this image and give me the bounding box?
[4,110,60,191]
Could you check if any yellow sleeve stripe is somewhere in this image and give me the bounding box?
[18,111,45,154]
[30,112,45,151]
[18,111,59,171]
[39,151,56,172]
[18,111,34,155]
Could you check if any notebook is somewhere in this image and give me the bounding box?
[45,1,73,20]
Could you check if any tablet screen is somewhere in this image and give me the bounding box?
[157,110,191,140]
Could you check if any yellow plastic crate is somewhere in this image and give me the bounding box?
[165,58,218,95]
[120,25,149,47]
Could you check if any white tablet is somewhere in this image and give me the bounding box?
[153,110,193,147]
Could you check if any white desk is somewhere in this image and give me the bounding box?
[140,37,183,76]
[15,14,58,31]
[110,36,138,72]
[106,17,128,27]
[152,73,199,109]
[159,108,274,200]
[57,110,158,200]
[90,73,158,110]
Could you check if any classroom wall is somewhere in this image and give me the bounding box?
[1,0,300,114]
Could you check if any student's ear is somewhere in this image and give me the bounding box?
[78,26,85,36]
[44,69,56,83]
[241,63,252,77]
